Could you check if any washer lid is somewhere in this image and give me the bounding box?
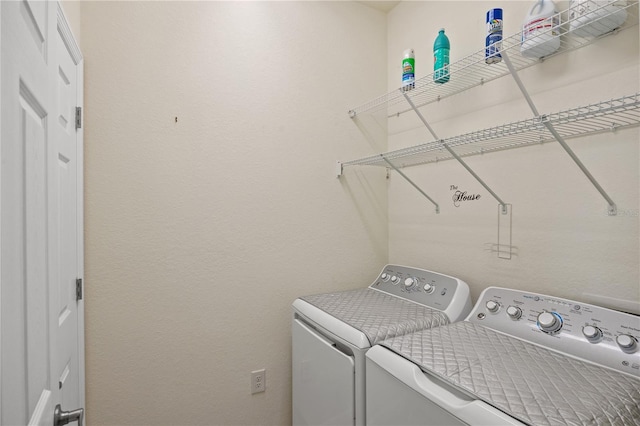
[295,288,449,347]
[379,321,640,426]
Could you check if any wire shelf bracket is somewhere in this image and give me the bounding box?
[502,51,618,216]
[382,155,440,214]
[402,91,510,215]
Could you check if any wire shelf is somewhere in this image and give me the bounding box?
[348,0,639,118]
[341,93,640,169]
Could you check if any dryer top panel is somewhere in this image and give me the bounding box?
[296,287,449,346]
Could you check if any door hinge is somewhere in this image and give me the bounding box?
[75,107,82,130]
[76,278,83,301]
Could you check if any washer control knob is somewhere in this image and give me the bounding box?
[390,275,400,285]
[616,334,638,353]
[380,273,390,282]
[404,277,418,290]
[486,300,500,313]
[506,306,522,320]
[423,283,434,293]
[537,312,563,334]
[582,325,603,343]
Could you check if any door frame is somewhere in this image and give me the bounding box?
[55,1,85,416]
[0,0,3,415]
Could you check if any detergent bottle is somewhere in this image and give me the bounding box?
[569,0,628,38]
[520,0,561,59]
[433,29,450,84]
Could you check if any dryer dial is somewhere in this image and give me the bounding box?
[506,306,522,320]
[485,300,500,313]
[404,277,418,290]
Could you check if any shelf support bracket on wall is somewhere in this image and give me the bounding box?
[382,155,440,214]
[502,51,618,216]
[541,118,617,216]
[402,91,509,214]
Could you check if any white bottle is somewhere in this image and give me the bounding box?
[520,0,561,59]
[569,0,628,38]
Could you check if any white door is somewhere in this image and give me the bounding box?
[0,1,84,425]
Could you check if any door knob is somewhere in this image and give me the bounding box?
[54,404,84,426]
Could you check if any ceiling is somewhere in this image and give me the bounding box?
[357,1,401,13]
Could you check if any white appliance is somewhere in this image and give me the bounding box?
[292,264,472,426]
[366,287,640,425]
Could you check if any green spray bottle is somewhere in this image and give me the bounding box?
[433,28,450,84]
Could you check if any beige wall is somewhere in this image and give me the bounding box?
[386,2,639,304]
[81,2,387,424]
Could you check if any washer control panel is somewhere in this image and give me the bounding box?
[469,287,640,377]
[370,265,471,322]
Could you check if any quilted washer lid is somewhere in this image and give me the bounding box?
[299,288,450,346]
[379,321,640,425]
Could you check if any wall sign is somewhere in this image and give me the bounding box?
[450,185,481,207]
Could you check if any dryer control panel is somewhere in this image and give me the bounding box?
[469,287,640,377]
[369,265,472,322]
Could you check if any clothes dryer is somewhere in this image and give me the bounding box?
[366,287,640,425]
[292,264,472,426]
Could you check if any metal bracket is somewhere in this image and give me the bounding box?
[441,141,509,214]
[75,107,82,130]
[401,91,508,214]
[76,278,83,301]
[503,51,617,215]
[382,156,440,214]
[497,204,513,259]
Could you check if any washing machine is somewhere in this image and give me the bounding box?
[292,264,473,426]
[366,286,640,425]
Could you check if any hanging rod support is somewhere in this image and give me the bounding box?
[402,90,508,213]
[541,119,617,215]
[381,156,440,214]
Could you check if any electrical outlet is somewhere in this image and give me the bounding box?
[251,369,266,394]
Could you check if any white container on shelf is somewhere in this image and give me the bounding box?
[520,0,561,58]
[569,0,628,38]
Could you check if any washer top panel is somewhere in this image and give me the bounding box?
[299,288,449,346]
[379,321,640,426]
